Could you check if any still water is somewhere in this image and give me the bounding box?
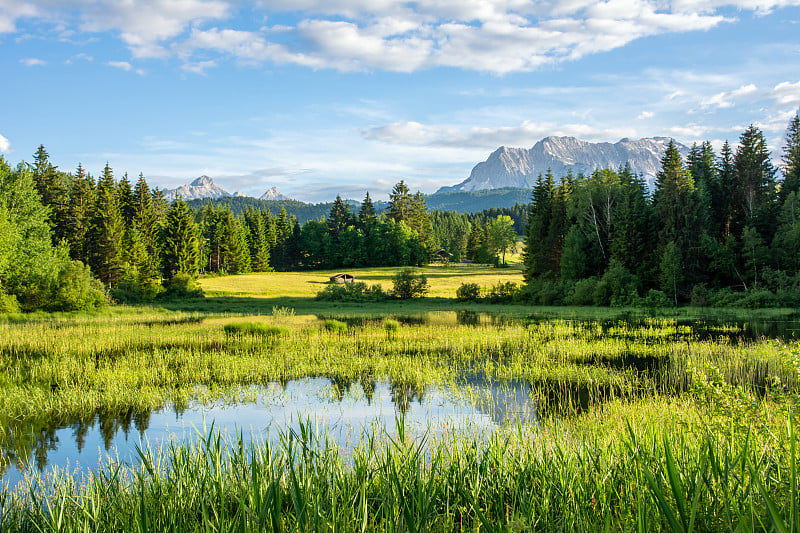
[1,376,534,489]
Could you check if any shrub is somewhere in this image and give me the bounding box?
[690,284,711,307]
[158,273,204,300]
[643,289,671,309]
[594,261,639,307]
[315,282,387,302]
[49,260,108,312]
[224,322,288,338]
[324,319,348,333]
[456,283,480,302]
[0,291,20,314]
[383,318,400,333]
[565,278,598,306]
[112,264,162,303]
[486,281,519,303]
[391,269,429,299]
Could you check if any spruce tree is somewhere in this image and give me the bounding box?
[133,173,161,285]
[31,145,70,245]
[386,181,411,223]
[780,113,800,201]
[64,164,95,263]
[327,195,352,237]
[162,197,199,280]
[89,163,125,287]
[358,192,377,230]
[523,171,554,280]
[718,141,735,238]
[117,173,135,227]
[653,140,697,250]
[733,125,777,241]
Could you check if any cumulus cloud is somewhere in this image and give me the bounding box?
[700,83,759,108]
[363,120,636,149]
[0,133,10,153]
[637,111,655,120]
[20,57,46,66]
[770,80,800,108]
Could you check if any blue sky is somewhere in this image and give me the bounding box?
[1,1,799,202]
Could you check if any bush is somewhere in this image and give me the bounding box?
[158,273,204,300]
[391,269,429,299]
[0,291,20,314]
[112,264,162,303]
[224,322,289,338]
[690,284,711,307]
[565,278,598,306]
[594,261,639,307]
[49,260,108,312]
[315,282,387,302]
[642,289,671,309]
[456,283,481,302]
[486,281,519,303]
[324,319,348,333]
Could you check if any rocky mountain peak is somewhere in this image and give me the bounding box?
[164,175,230,201]
[260,186,292,201]
[437,136,690,193]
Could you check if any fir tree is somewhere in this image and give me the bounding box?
[358,192,377,230]
[89,163,125,287]
[64,164,95,263]
[780,112,800,201]
[162,197,199,280]
[386,181,411,223]
[327,195,352,237]
[733,125,777,241]
[133,173,161,285]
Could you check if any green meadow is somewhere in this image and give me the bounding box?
[1,264,799,531]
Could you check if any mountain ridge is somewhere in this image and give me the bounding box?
[438,136,690,193]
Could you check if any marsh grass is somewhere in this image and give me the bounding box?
[0,411,798,531]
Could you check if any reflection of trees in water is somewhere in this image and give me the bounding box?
[390,380,425,415]
[0,408,154,474]
[360,376,376,404]
[330,375,352,402]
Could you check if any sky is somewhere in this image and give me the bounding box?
[1,1,799,202]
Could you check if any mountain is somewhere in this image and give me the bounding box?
[164,176,230,201]
[259,186,292,201]
[437,136,690,193]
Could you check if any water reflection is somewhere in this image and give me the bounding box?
[0,376,536,489]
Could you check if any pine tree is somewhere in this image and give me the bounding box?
[89,163,125,287]
[327,195,352,237]
[780,112,800,201]
[64,164,95,263]
[653,140,697,249]
[162,197,199,280]
[358,192,377,230]
[386,181,411,223]
[733,125,778,241]
[117,173,135,227]
[133,173,161,285]
[31,145,70,245]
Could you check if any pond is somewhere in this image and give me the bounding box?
[0,375,535,490]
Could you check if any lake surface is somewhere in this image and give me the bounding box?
[0,376,535,490]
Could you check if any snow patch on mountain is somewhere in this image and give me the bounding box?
[259,186,292,201]
[164,176,230,201]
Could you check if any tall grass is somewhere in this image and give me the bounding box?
[0,412,798,531]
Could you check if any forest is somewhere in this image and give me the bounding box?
[523,116,800,307]
[0,114,797,312]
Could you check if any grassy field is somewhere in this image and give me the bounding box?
[1,264,799,530]
[198,263,525,299]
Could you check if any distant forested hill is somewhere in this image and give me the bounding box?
[425,187,530,213]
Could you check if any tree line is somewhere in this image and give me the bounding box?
[522,115,800,307]
[1,149,523,309]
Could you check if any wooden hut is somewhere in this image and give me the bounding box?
[329,273,355,284]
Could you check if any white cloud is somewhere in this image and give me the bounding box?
[181,60,218,75]
[363,120,636,148]
[4,1,798,74]
[20,57,45,66]
[0,133,10,153]
[637,111,655,119]
[700,83,759,108]
[770,80,800,107]
[107,60,132,71]
[65,52,93,64]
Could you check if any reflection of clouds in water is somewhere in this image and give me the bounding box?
[1,375,535,489]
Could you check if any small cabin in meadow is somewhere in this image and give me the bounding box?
[433,248,453,262]
[329,273,355,284]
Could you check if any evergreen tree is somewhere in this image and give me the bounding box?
[610,164,654,282]
[89,163,125,287]
[162,197,200,280]
[653,140,697,248]
[31,145,70,245]
[386,181,411,223]
[523,171,554,280]
[132,173,161,285]
[358,192,377,230]
[733,125,778,241]
[780,112,800,201]
[117,173,135,227]
[243,207,270,271]
[64,164,95,263]
[327,195,352,237]
[408,191,433,248]
[718,141,735,238]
